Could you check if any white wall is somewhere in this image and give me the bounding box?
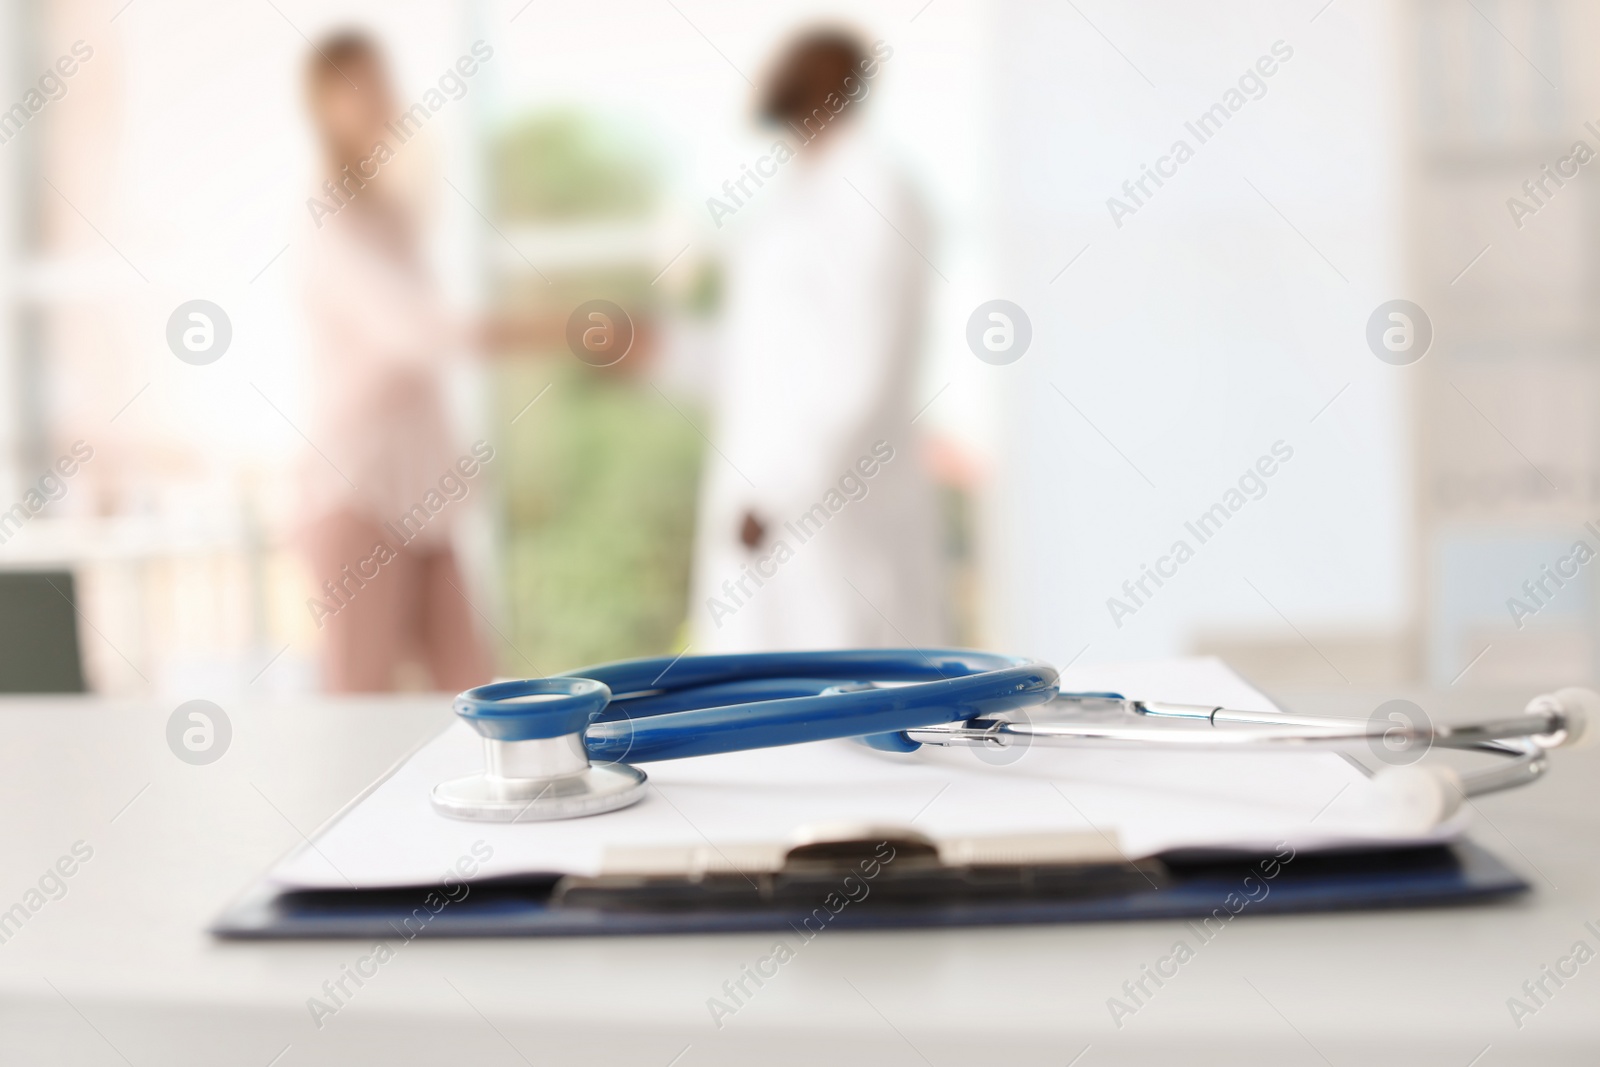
[983,0,1411,669]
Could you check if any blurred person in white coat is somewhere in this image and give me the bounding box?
[690,27,946,653]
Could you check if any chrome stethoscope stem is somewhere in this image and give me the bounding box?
[903,692,1587,798]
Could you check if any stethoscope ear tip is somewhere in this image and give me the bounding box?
[1365,764,1464,834]
[1527,687,1597,749]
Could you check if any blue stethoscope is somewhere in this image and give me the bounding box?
[430,649,1591,822]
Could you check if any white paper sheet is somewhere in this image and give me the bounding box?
[267,657,1467,890]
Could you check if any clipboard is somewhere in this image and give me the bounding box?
[209,658,1531,939]
[212,835,1526,939]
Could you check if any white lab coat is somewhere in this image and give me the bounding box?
[689,125,945,652]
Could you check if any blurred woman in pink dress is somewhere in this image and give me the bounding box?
[297,33,492,692]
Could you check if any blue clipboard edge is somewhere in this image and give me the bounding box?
[210,840,1529,940]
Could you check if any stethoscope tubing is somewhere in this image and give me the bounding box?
[450,649,1583,770]
[564,650,1061,764]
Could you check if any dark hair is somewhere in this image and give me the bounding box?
[759,28,870,126]
[305,29,386,95]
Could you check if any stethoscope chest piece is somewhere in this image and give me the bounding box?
[430,678,648,822]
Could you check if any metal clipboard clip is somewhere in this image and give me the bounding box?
[551,823,1168,911]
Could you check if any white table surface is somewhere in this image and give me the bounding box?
[1,689,1596,1066]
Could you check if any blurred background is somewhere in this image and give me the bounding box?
[0,0,1589,700]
